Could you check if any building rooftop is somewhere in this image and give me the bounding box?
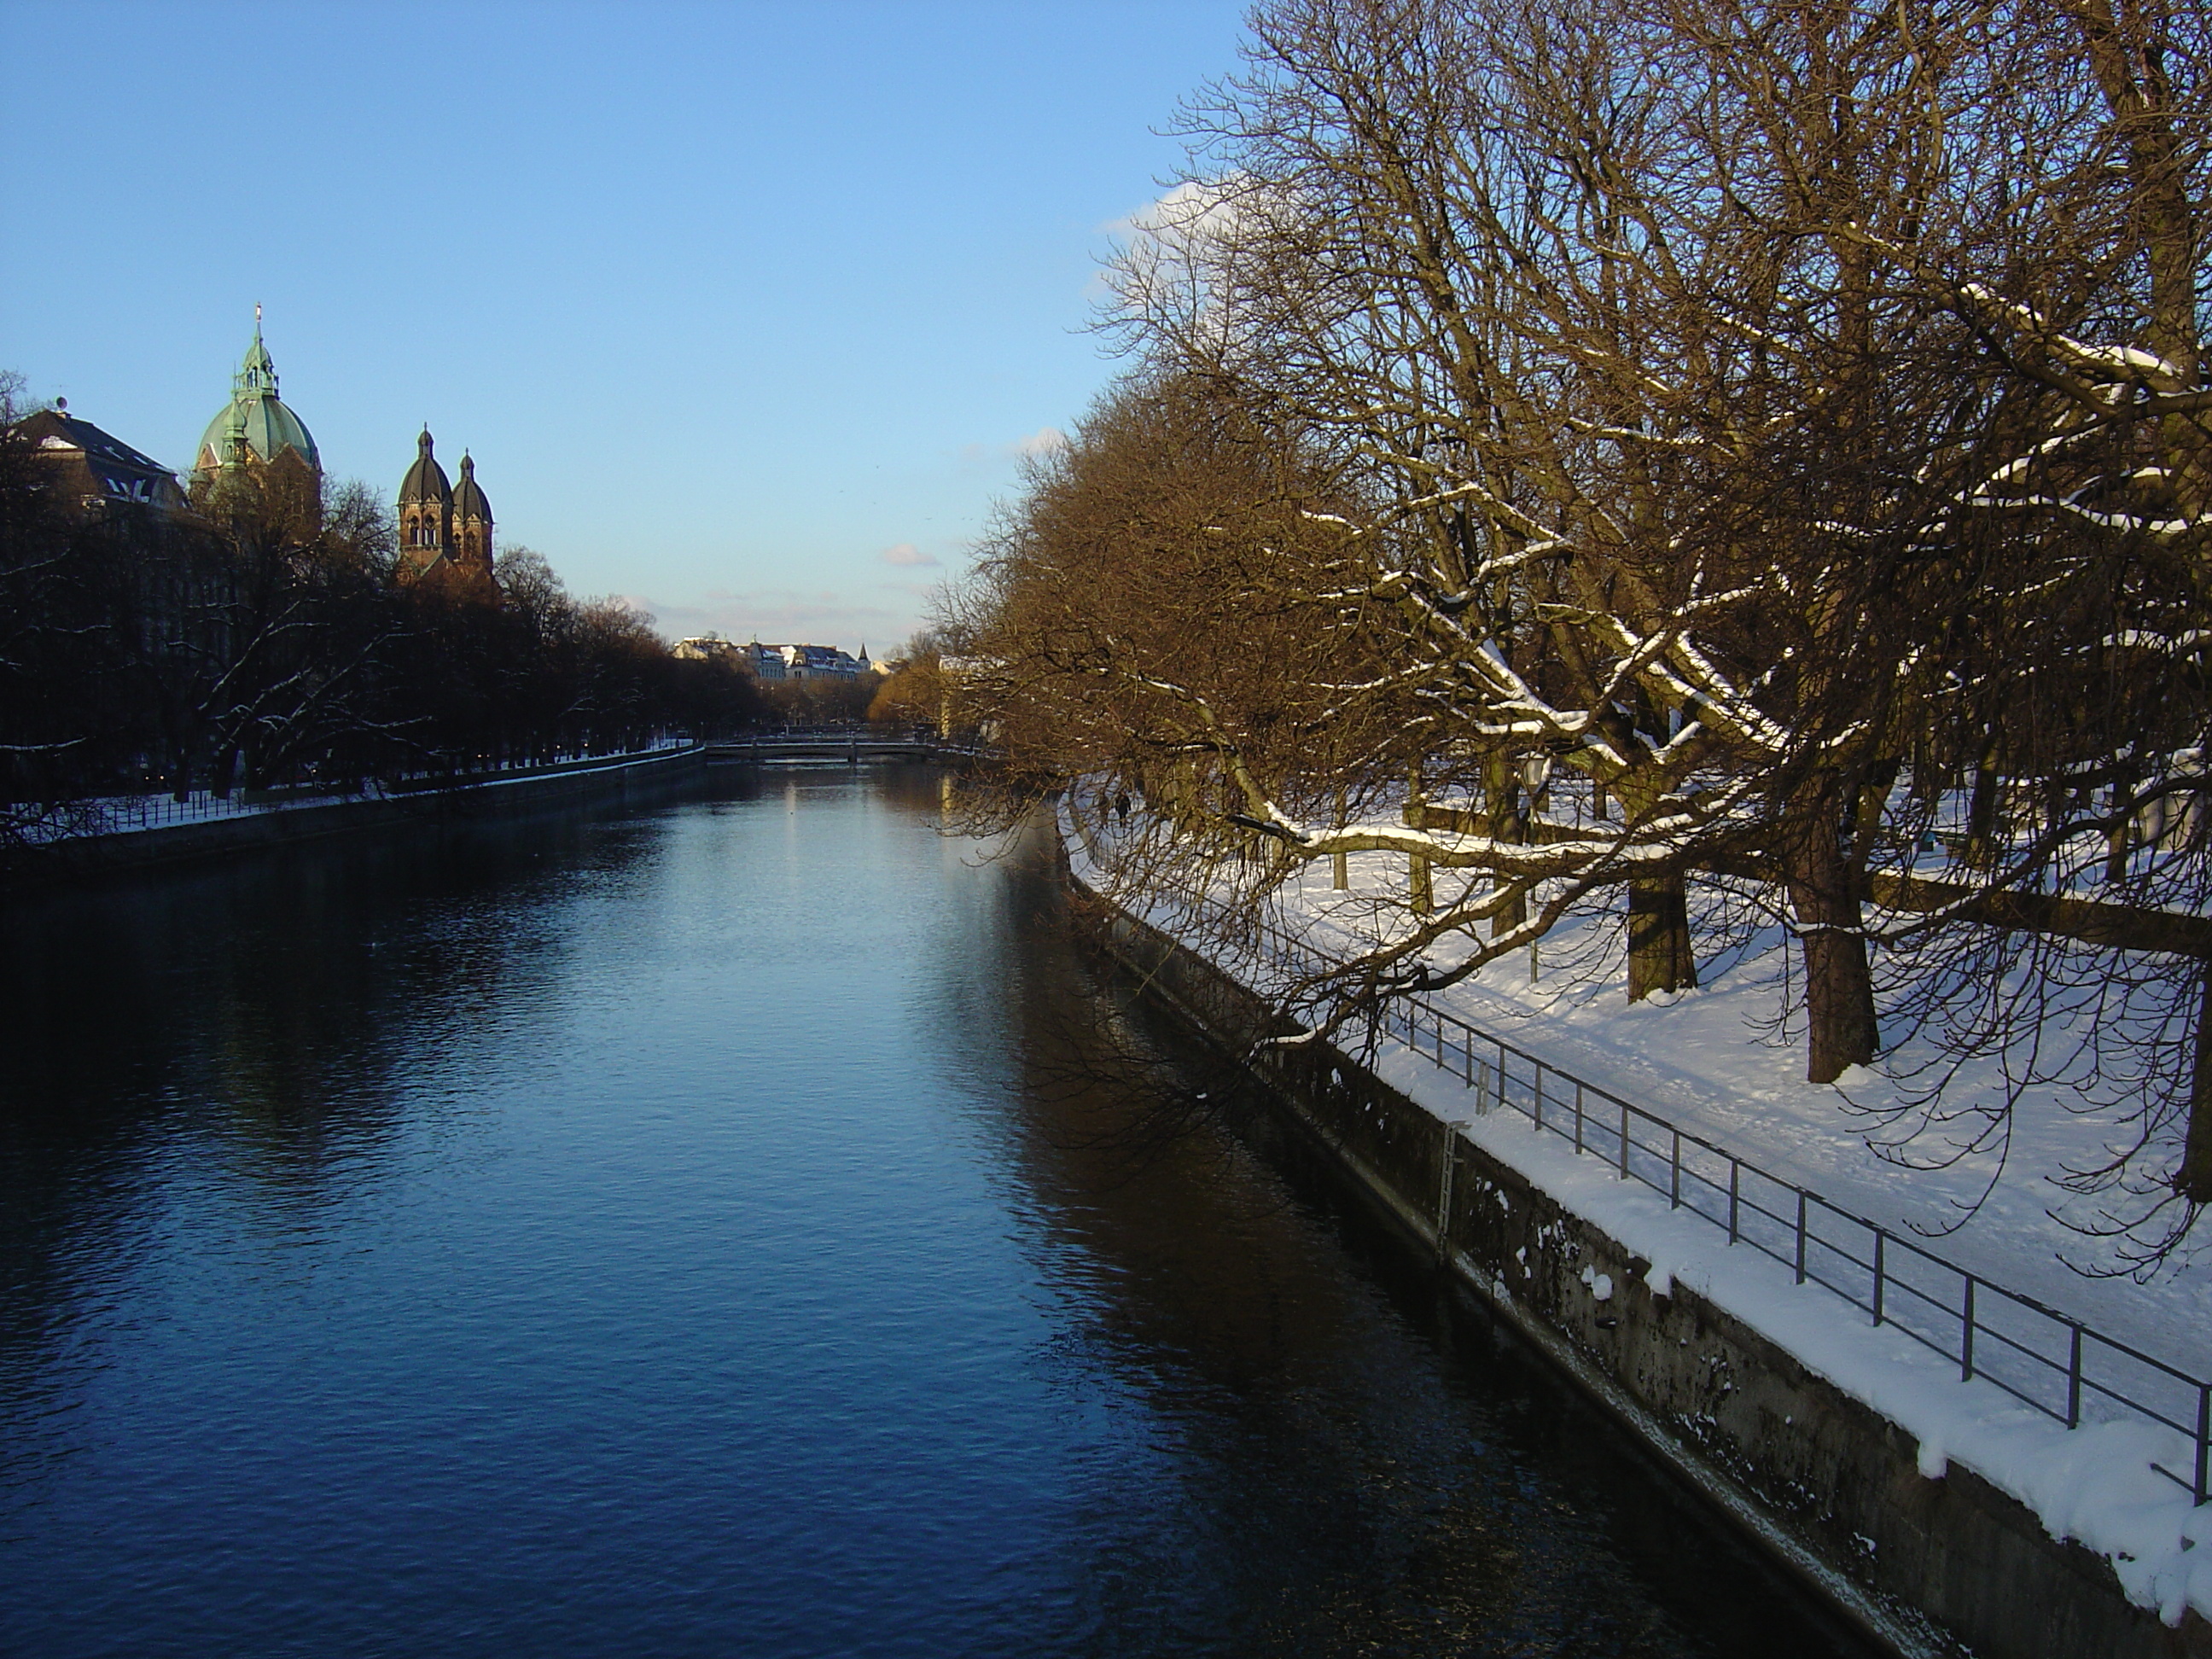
[15,404,186,511]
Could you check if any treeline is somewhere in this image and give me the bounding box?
[952,0,2210,1259]
[0,397,768,822]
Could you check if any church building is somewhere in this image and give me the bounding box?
[189,311,500,604]
[193,312,322,495]
[396,428,500,603]
[151,313,506,606]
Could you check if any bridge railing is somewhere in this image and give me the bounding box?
[709,726,988,757]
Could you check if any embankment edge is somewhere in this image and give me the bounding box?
[8,745,707,882]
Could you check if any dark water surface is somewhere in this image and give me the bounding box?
[0,771,1864,1656]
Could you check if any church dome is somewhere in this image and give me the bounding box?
[401,428,452,504]
[451,451,492,522]
[196,320,319,474]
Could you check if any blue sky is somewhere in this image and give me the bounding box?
[0,0,1250,654]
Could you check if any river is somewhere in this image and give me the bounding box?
[0,768,1868,1656]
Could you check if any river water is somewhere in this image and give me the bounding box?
[0,769,1866,1656]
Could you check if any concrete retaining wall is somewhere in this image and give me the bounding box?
[13,746,707,880]
[1074,882,2209,1659]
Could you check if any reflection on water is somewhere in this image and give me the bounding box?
[0,771,1865,1656]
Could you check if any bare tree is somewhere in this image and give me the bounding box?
[964,0,2211,1260]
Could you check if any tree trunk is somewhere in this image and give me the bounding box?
[1909,730,1940,805]
[2174,963,2212,1204]
[1785,775,1878,1083]
[167,732,194,802]
[1627,874,1697,1000]
[1486,763,1525,937]
[1406,797,1431,913]
[2106,818,2135,884]
[2104,765,2141,883]
[1965,748,2001,869]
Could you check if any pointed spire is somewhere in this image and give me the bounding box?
[237,306,277,399]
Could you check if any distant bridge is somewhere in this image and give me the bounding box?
[703,729,985,765]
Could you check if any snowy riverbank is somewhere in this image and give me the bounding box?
[1066,819,2212,1628]
[8,736,699,847]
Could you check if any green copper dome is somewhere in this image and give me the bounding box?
[195,319,319,475]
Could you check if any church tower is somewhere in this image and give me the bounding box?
[451,451,493,580]
[396,428,499,602]
[398,428,454,571]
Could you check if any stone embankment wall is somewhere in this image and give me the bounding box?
[17,746,707,879]
[1073,877,2209,1659]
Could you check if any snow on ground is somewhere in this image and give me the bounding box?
[12,740,696,844]
[1272,849,2210,1372]
[1392,1051,2212,1629]
[1066,818,2212,1624]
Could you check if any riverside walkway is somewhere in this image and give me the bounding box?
[5,740,703,874]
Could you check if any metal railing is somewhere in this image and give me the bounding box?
[1182,892,2212,1506]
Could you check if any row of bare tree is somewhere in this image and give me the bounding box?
[0,396,766,834]
[948,0,2210,1265]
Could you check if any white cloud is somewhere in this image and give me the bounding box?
[1103,177,1250,245]
[880,542,939,568]
[1096,174,1284,336]
[956,428,1071,468]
